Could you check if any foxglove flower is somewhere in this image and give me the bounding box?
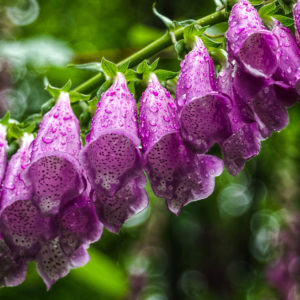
[176,37,232,153]
[294,0,300,46]
[218,63,261,176]
[0,134,50,258]
[36,191,102,289]
[140,73,223,215]
[80,73,148,233]
[0,236,27,287]
[0,124,7,185]
[272,20,300,99]
[226,0,278,78]
[233,66,289,138]
[24,92,84,216]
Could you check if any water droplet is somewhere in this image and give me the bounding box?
[5,183,15,190]
[152,91,158,97]
[163,115,170,122]
[150,120,157,126]
[105,109,112,114]
[150,106,158,113]
[42,137,53,144]
[54,112,59,118]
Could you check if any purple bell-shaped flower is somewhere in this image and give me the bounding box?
[293,0,300,47]
[176,37,232,153]
[226,0,278,78]
[24,92,85,216]
[140,73,223,215]
[80,73,148,233]
[218,63,261,176]
[0,124,7,185]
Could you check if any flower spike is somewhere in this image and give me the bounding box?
[140,73,223,215]
[80,73,148,233]
[24,92,84,216]
[176,37,232,153]
[226,0,278,78]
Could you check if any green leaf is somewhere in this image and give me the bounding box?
[154,69,178,82]
[259,1,279,17]
[118,61,130,73]
[174,39,187,61]
[278,0,293,15]
[0,111,10,126]
[101,58,118,79]
[273,15,294,27]
[96,80,112,99]
[23,113,42,126]
[152,3,175,30]
[69,91,91,103]
[67,62,102,72]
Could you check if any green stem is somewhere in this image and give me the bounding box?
[73,9,227,94]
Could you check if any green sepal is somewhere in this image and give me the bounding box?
[259,1,279,18]
[7,123,23,140]
[41,98,56,115]
[44,78,72,98]
[249,0,264,6]
[0,111,10,126]
[124,69,139,81]
[273,15,294,27]
[96,80,112,99]
[69,91,91,103]
[101,58,118,79]
[118,61,130,73]
[67,62,102,72]
[154,69,178,82]
[174,39,187,61]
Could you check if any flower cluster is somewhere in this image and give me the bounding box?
[1,0,300,289]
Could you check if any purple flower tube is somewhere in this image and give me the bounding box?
[272,20,300,99]
[0,124,7,186]
[0,134,50,258]
[218,63,261,176]
[176,37,232,153]
[24,92,85,216]
[226,0,278,78]
[293,0,300,46]
[80,73,148,233]
[140,73,223,215]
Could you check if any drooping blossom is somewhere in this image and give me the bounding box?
[0,134,51,258]
[24,92,85,216]
[139,73,223,215]
[80,73,148,233]
[226,0,278,78]
[233,66,289,139]
[0,124,7,185]
[36,190,103,289]
[176,37,232,153]
[293,0,300,47]
[0,235,27,287]
[217,63,261,176]
[272,20,300,100]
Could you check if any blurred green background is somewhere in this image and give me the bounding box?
[0,0,300,299]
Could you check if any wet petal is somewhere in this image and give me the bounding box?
[226,0,278,78]
[94,173,148,234]
[293,1,300,47]
[272,20,300,101]
[0,238,27,287]
[36,237,90,290]
[218,63,261,176]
